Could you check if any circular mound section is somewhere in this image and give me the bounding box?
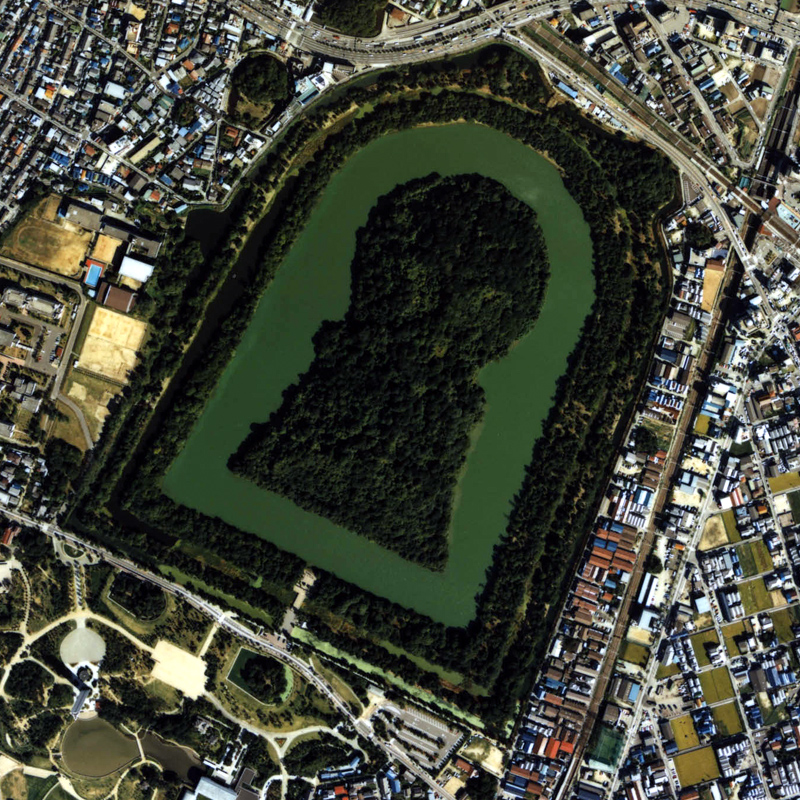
[60,627,106,665]
[229,173,550,569]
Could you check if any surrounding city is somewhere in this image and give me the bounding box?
[8,0,800,799]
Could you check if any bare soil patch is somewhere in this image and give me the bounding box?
[64,369,120,441]
[699,515,727,551]
[76,306,147,384]
[90,235,121,264]
[0,198,91,277]
[150,640,206,699]
[751,97,768,120]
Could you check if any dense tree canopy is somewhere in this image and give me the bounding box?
[6,660,53,704]
[315,0,386,36]
[283,735,353,777]
[108,572,167,620]
[76,45,675,733]
[240,729,280,782]
[633,425,659,454]
[239,654,288,705]
[231,55,293,108]
[463,772,498,800]
[685,221,715,250]
[230,173,549,568]
[43,438,83,498]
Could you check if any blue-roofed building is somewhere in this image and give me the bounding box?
[556,81,578,99]
[84,261,104,288]
[697,76,715,92]
[644,41,662,57]
[608,63,629,86]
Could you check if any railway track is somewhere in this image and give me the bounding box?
[529,25,800,253]
[552,225,741,800]
[752,57,800,198]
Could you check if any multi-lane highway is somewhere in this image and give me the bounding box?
[8,0,799,793]
[0,254,93,449]
[511,23,800,259]
[230,0,800,266]
[232,0,556,64]
[231,0,800,69]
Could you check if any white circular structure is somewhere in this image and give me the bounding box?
[60,628,106,665]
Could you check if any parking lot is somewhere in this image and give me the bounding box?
[378,704,463,771]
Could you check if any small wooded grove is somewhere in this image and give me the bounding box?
[108,572,166,620]
[231,55,292,108]
[230,173,548,569]
[239,653,288,705]
[315,0,387,36]
[283,735,354,777]
[72,46,676,734]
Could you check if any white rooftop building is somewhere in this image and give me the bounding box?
[119,255,155,283]
[182,777,236,800]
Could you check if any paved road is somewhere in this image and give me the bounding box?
[753,55,800,198]
[0,308,65,377]
[511,26,800,261]
[507,43,750,788]
[554,271,733,798]
[0,254,95,447]
[234,0,800,66]
[2,2,793,792]
[58,395,93,451]
[646,10,749,168]
[0,255,86,400]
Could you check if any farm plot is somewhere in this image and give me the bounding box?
[739,577,777,615]
[768,473,800,493]
[690,630,720,668]
[674,746,720,786]
[699,667,734,704]
[711,701,743,736]
[737,539,773,577]
[770,606,800,643]
[620,640,650,668]
[670,715,700,751]
[721,619,753,656]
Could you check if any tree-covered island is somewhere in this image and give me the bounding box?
[229,173,550,569]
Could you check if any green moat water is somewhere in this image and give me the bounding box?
[164,123,594,626]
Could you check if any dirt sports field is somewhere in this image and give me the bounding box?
[702,267,724,312]
[90,233,121,264]
[77,306,147,383]
[0,196,91,277]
